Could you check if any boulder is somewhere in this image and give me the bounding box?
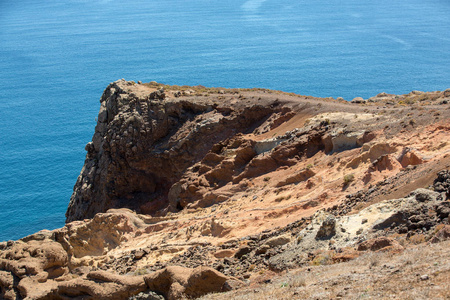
[400,150,424,167]
[276,169,315,187]
[316,215,336,239]
[214,249,236,258]
[351,97,365,103]
[144,266,229,300]
[411,188,439,202]
[263,234,292,247]
[149,89,165,100]
[234,245,252,259]
[357,237,404,252]
[428,225,450,244]
[443,88,450,97]
[433,170,450,198]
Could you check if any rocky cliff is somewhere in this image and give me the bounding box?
[66,80,286,221]
[1,80,450,299]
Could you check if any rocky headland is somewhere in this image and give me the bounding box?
[1,80,449,299]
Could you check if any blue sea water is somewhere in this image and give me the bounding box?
[1,0,450,241]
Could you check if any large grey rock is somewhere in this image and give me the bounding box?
[263,234,292,247]
[315,215,336,239]
[268,186,447,270]
[410,188,439,202]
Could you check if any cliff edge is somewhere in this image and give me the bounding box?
[66,80,284,222]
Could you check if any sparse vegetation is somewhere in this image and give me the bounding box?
[133,268,149,275]
[199,241,450,300]
[408,233,427,244]
[311,251,333,266]
[343,174,355,185]
[275,196,286,202]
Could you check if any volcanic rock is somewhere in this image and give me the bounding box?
[2,81,450,299]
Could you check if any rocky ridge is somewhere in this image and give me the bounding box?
[1,80,450,299]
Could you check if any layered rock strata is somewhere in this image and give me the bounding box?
[67,80,287,221]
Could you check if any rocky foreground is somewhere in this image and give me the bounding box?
[1,80,450,299]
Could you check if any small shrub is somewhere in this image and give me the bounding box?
[418,94,430,102]
[263,177,271,182]
[311,254,330,266]
[408,233,427,245]
[310,250,334,266]
[431,224,446,236]
[134,268,149,275]
[275,196,286,202]
[290,276,307,287]
[343,174,355,185]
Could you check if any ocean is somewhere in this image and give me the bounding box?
[1,0,449,242]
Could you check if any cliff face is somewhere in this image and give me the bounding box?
[2,81,449,300]
[66,80,285,222]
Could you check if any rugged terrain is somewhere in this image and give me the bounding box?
[1,80,450,299]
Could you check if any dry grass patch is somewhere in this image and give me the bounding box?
[200,241,450,300]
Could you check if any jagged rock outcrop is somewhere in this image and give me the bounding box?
[66,80,286,222]
[433,169,450,199]
[0,209,234,300]
[168,124,331,210]
[267,187,449,271]
[357,236,404,252]
[144,266,229,300]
